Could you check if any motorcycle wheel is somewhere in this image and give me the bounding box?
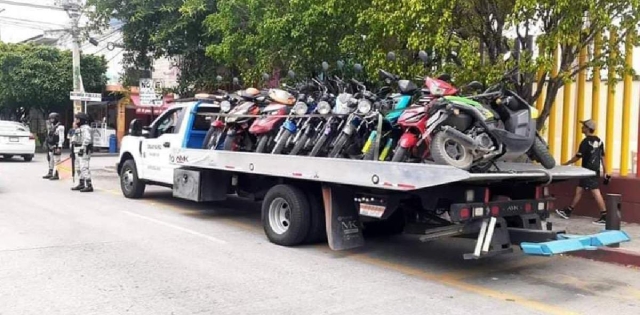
[329,133,350,158]
[203,128,222,149]
[255,135,270,153]
[223,134,236,151]
[272,130,292,154]
[529,135,556,169]
[430,132,473,170]
[309,134,329,157]
[391,145,408,163]
[289,133,309,156]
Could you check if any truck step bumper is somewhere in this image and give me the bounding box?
[521,230,631,256]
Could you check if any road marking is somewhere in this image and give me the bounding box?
[121,210,227,245]
[351,253,578,315]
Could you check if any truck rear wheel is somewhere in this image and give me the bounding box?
[304,190,326,244]
[120,159,146,199]
[262,184,311,246]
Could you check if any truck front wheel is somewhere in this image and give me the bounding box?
[120,159,146,199]
[262,184,311,246]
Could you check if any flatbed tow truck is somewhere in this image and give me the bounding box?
[116,97,629,259]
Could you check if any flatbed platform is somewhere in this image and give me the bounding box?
[169,148,593,191]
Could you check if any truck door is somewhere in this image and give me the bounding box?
[140,106,185,184]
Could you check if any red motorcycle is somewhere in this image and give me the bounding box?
[392,76,459,162]
[222,88,267,151]
[248,88,297,153]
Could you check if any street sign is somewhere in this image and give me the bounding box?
[70,92,102,102]
[139,78,161,106]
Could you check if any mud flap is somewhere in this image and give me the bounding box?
[322,184,365,251]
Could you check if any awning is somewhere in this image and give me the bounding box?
[132,94,173,115]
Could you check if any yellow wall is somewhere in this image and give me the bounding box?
[536,80,640,174]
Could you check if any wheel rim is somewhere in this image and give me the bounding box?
[443,138,468,161]
[122,168,134,192]
[268,197,291,235]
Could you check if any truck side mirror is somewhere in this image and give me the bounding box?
[129,119,143,137]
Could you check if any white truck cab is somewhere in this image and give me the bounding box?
[117,99,219,197]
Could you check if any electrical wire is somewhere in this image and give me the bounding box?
[0,16,67,28]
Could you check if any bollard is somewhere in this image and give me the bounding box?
[605,193,622,248]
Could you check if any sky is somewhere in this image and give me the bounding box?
[0,0,125,84]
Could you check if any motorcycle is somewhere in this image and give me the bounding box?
[360,69,416,161]
[391,73,467,162]
[200,87,242,150]
[222,87,267,151]
[248,87,298,153]
[425,52,555,171]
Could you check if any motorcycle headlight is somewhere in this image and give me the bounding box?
[317,101,331,115]
[293,102,308,115]
[357,99,372,114]
[220,100,231,112]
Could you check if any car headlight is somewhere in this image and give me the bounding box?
[220,100,231,112]
[293,102,308,115]
[357,99,372,114]
[317,101,331,115]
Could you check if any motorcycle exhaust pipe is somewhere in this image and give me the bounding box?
[442,126,480,149]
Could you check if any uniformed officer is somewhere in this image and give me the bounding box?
[43,112,65,180]
[69,122,83,190]
[72,113,94,192]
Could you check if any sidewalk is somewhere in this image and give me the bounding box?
[547,215,640,267]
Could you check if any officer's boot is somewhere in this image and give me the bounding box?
[71,179,85,191]
[49,171,59,181]
[42,170,53,179]
[80,180,94,193]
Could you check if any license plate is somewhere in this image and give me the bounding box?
[9,137,19,142]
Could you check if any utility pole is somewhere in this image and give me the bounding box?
[56,0,84,115]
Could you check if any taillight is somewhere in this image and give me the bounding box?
[459,208,470,220]
[490,206,500,216]
[29,134,35,140]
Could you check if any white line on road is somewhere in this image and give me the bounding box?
[121,210,227,245]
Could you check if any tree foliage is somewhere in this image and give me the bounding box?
[86,0,640,128]
[0,43,107,118]
[87,0,218,95]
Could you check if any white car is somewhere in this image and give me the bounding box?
[0,120,35,161]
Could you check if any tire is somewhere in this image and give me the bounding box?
[22,155,33,162]
[289,133,309,156]
[430,132,474,170]
[202,128,222,149]
[309,133,329,157]
[391,146,408,162]
[255,135,270,153]
[262,184,311,246]
[304,190,327,244]
[272,130,292,154]
[529,135,556,169]
[120,159,146,199]
[223,134,236,151]
[2,155,13,160]
[328,133,349,158]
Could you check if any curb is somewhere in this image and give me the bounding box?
[566,247,640,268]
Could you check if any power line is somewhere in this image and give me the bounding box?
[0,20,54,30]
[0,16,67,28]
[0,0,65,11]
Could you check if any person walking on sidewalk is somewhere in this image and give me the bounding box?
[71,113,94,192]
[556,119,611,225]
[42,112,65,180]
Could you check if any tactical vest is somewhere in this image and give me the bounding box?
[47,123,60,146]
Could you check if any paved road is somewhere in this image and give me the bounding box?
[1,155,639,315]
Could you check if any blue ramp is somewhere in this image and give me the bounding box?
[521,230,631,256]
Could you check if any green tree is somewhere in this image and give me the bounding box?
[87,0,218,95]
[348,0,640,129]
[0,43,107,118]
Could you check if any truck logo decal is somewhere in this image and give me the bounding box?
[170,155,189,164]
